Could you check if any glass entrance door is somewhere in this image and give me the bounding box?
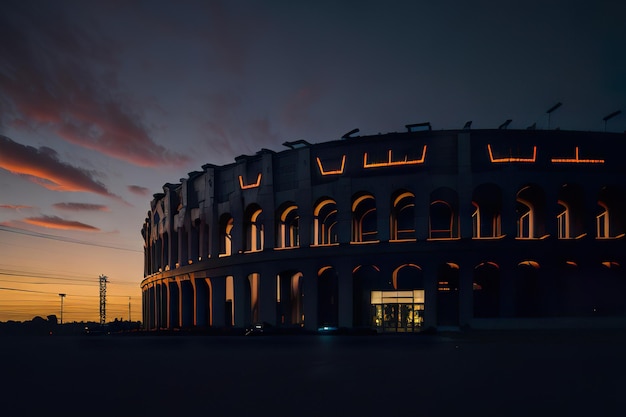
[371,290,424,333]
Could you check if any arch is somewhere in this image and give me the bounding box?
[392,264,424,290]
[429,187,459,239]
[514,260,542,317]
[244,204,264,252]
[597,186,626,238]
[516,184,547,239]
[276,270,304,326]
[436,262,460,326]
[218,213,233,257]
[276,202,300,249]
[390,190,415,241]
[313,197,338,245]
[473,262,500,317]
[353,264,381,327]
[472,183,502,238]
[247,273,260,324]
[352,192,378,243]
[557,183,586,239]
[317,267,338,327]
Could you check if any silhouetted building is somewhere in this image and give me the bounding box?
[141,127,626,332]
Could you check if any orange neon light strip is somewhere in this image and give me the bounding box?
[363,145,427,168]
[551,147,604,164]
[238,173,262,189]
[487,144,537,163]
[316,155,346,175]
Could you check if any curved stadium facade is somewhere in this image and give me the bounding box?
[141,125,626,332]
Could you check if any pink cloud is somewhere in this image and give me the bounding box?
[0,135,125,202]
[53,202,110,212]
[128,185,150,196]
[23,215,100,232]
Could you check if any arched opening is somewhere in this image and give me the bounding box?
[313,198,338,246]
[317,267,339,328]
[195,278,211,328]
[218,214,233,257]
[516,185,547,239]
[276,202,299,249]
[225,275,234,327]
[244,204,264,252]
[353,264,381,327]
[436,262,460,326]
[557,184,585,239]
[390,190,415,241]
[472,184,502,238]
[514,261,542,317]
[352,193,378,243]
[429,188,459,239]
[597,185,626,238]
[247,273,260,324]
[276,270,304,326]
[168,280,180,329]
[473,262,500,317]
[180,279,194,328]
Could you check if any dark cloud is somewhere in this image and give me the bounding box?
[53,202,110,212]
[127,185,150,196]
[0,135,124,201]
[0,1,190,167]
[23,215,100,232]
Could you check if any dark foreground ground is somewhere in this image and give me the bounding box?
[1,328,625,417]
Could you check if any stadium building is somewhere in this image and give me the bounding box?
[140,124,626,332]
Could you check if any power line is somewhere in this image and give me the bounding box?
[0,224,143,253]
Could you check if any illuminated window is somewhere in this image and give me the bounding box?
[313,199,338,246]
[276,203,299,249]
[390,191,415,241]
[352,194,378,243]
[244,204,264,252]
[370,290,424,332]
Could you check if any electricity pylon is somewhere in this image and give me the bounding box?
[99,274,108,325]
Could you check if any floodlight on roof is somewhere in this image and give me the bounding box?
[546,102,562,129]
[282,140,311,149]
[405,122,431,132]
[499,119,512,129]
[341,128,360,139]
[463,121,472,130]
[526,122,536,130]
[603,110,622,131]
[546,102,562,114]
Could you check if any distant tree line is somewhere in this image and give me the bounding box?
[0,315,142,336]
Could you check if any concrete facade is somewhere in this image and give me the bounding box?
[140,127,626,332]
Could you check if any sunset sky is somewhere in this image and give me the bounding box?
[1,0,625,323]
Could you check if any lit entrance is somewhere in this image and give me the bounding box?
[371,290,424,332]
